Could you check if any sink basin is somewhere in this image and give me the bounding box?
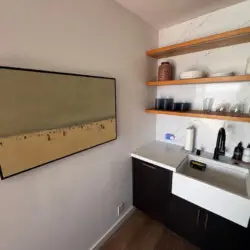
[178,155,249,198]
[172,154,250,227]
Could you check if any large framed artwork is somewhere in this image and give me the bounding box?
[0,67,117,179]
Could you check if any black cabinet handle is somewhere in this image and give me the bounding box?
[196,209,201,226]
[142,163,156,170]
[205,213,209,229]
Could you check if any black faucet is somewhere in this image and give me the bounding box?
[213,128,226,160]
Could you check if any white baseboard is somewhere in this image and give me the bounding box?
[89,206,135,250]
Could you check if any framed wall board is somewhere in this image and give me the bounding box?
[0,66,117,179]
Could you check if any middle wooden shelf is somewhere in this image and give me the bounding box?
[147,75,250,86]
[145,109,250,123]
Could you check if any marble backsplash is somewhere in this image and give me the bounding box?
[156,1,250,156]
[156,115,250,157]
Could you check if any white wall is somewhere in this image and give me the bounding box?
[0,1,157,249]
[156,1,250,156]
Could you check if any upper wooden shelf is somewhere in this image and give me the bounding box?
[147,75,250,86]
[147,26,250,59]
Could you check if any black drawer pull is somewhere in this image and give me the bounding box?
[205,214,209,229]
[142,163,156,170]
[196,209,201,226]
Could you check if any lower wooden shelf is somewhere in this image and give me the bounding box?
[145,109,250,123]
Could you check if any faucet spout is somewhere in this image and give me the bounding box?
[213,128,226,160]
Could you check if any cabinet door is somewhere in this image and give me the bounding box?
[132,158,172,224]
[166,195,203,248]
[203,210,250,250]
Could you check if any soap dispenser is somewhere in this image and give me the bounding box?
[242,144,250,163]
[232,142,244,161]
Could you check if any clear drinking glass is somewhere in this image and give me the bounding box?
[203,98,213,112]
[246,57,250,75]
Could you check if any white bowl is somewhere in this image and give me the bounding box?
[180,71,205,79]
[210,72,234,77]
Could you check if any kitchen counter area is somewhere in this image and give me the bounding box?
[131,141,187,172]
[131,140,250,228]
[131,140,250,177]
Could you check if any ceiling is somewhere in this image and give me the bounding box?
[114,0,246,29]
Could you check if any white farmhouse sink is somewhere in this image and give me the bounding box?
[172,155,250,227]
[178,155,249,198]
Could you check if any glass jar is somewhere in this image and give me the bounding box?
[158,62,172,81]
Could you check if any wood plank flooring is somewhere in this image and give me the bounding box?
[100,210,199,250]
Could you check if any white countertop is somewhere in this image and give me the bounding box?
[131,141,250,174]
[131,141,187,172]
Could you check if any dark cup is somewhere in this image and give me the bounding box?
[155,98,171,110]
[171,102,182,111]
[180,103,191,112]
[164,98,174,110]
[155,98,162,110]
[163,99,173,110]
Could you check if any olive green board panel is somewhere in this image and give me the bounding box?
[0,67,117,179]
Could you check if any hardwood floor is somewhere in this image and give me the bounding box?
[100,210,199,250]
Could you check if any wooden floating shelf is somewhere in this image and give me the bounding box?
[147,26,250,59]
[147,75,250,86]
[145,109,250,123]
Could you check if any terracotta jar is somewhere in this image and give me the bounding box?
[158,62,172,81]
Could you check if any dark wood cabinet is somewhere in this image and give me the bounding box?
[203,210,250,250]
[132,157,250,250]
[166,195,203,247]
[132,158,172,224]
[167,196,250,249]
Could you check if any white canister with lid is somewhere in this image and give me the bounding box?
[185,126,195,152]
[242,144,250,163]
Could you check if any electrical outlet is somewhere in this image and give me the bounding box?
[117,202,124,216]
